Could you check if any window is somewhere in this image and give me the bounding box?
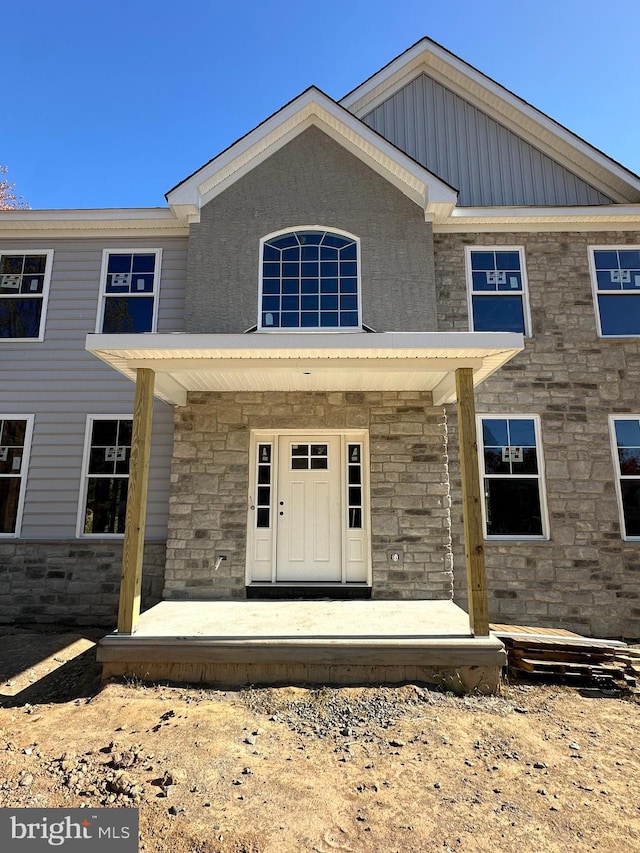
[610,416,640,538]
[254,443,273,529]
[79,417,132,536]
[259,230,360,330]
[97,249,162,333]
[0,251,53,340]
[0,416,33,536]
[590,247,640,337]
[466,247,529,334]
[478,415,548,538]
[347,443,363,529]
[290,443,329,470]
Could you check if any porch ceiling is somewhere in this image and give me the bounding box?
[86,331,524,406]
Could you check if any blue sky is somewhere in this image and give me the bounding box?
[4,0,640,209]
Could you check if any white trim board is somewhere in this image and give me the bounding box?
[0,248,54,343]
[0,414,34,539]
[245,429,371,587]
[95,248,163,335]
[76,414,133,539]
[433,205,640,232]
[166,88,457,218]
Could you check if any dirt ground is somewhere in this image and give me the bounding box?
[0,627,639,853]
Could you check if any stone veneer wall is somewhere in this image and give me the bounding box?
[0,541,165,625]
[164,391,453,601]
[436,230,640,639]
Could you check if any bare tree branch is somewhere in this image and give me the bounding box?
[0,165,30,210]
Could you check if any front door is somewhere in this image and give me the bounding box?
[275,435,342,581]
[246,431,369,586]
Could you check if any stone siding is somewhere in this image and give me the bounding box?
[165,391,453,601]
[0,541,165,626]
[436,231,640,638]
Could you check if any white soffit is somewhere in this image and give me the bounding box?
[0,208,189,239]
[434,204,640,233]
[165,88,457,217]
[86,331,523,407]
[340,39,640,204]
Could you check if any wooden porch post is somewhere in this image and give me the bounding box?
[117,368,155,634]
[455,367,489,636]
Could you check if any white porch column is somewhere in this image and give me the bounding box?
[455,367,489,636]
[117,368,155,635]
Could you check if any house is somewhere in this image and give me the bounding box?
[1,38,640,690]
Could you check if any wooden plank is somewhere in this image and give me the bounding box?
[508,638,619,654]
[498,633,625,649]
[491,623,584,638]
[516,658,624,674]
[97,637,507,668]
[455,368,488,636]
[102,660,501,693]
[510,657,536,672]
[509,648,615,664]
[117,368,155,635]
[509,667,616,684]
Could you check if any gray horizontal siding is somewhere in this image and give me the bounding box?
[363,73,614,207]
[0,237,187,539]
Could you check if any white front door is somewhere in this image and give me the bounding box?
[275,435,342,582]
[246,431,370,586]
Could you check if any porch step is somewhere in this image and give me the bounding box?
[97,600,506,694]
[246,585,371,600]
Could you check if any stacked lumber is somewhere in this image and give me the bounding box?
[623,646,640,691]
[490,624,636,690]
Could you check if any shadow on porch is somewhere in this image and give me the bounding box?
[97,600,506,694]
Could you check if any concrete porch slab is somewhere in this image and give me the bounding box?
[98,600,507,694]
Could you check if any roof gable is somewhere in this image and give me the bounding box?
[341,38,640,205]
[361,73,614,207]
[166,87,458,220]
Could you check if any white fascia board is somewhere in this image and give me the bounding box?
[0,207,189,238]
[434,204,640,233]
[166,88,456,214]
[341,39,640,204]
[340,39,432,112]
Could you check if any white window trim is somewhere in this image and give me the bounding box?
[257,226,363,333]
[76,413,133,538]
[0,249,54,343]
[465,245,531,337]
[95,248,162,334]
[588,245,640,338]
[477,413,549,541]
[0,414,34,538]
[608,414,640,541]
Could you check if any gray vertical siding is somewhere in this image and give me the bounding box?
[363,74,614,207]
[0,237,187,539]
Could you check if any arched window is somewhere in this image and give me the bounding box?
[259,229,360,330]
